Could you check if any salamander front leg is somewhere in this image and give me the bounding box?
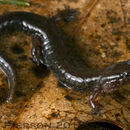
[89,88,103,115]
[31,36,46,66]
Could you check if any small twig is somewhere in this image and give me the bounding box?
[119,0,127,29]
[72,0,99,39]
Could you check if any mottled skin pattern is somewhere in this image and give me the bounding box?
[0,12,129,114]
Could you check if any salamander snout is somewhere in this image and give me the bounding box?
[100,59,130,94]
[100,71,130,94]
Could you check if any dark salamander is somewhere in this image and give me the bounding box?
[0,12,130,114]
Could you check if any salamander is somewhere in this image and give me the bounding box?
[0,12,129,114]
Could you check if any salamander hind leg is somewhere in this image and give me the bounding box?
[31,36,46,66]
[89,88,103,115]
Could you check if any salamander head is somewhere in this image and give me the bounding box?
[100,60,130,93]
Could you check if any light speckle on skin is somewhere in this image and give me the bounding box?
[71,76,76,81]
[85,77,99,82]
[76,77,83,83]
[65,73,71,79]
[60,69,65,74]
[44,44,51,50]
[47,50,53,55]
[43,38,49,45]
[3,21,8,26]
